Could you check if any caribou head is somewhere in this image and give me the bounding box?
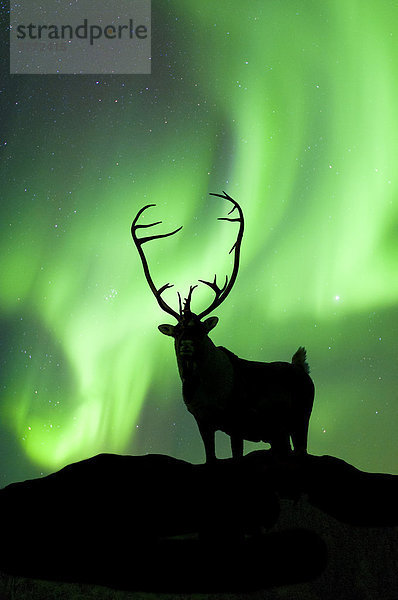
[131,191,244,378]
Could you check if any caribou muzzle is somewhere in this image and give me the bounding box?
[179,339,195,357]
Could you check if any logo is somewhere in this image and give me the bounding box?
[10,1,151,74]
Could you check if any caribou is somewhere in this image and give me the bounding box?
[131,192,315,462]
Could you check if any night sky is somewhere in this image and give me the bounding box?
[1,1,398,487]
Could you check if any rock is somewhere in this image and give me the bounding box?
[1,449,396,592]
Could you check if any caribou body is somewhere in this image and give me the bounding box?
[132,192,315,462]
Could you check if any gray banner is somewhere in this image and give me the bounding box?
[10,0,151,74]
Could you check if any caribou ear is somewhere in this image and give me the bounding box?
[203,316,219,333]
[158,324,176,337]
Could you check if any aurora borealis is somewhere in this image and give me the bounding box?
[1,0,398,486]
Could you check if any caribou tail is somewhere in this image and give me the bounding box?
[292,346,310,374]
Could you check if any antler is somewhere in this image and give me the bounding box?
[197,191,244,319]
[131,204,182,320]
[178,285,198,319]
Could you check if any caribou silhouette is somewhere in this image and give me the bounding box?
[131,192,315,462]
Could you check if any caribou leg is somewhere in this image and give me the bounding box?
[198,422,217,463]
[230,434,244,460]
[291,417,310,455]
[269,432,292,457]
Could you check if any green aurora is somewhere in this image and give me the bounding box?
[1,0,398,484]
